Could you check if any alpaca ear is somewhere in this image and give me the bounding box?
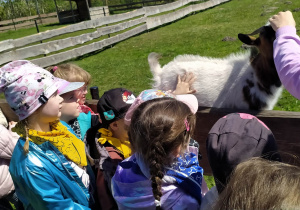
[238,34,256,46]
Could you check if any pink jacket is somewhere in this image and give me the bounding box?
[0,125,19,198]
[273,26,300,100]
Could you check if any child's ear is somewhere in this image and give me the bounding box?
[109,121,118,131]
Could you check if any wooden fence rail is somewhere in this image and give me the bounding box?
[0,12,58,32]
[0,0,229,67]
[1,99,300,175]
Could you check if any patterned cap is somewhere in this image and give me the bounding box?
[0,60,83,120]
[124,89,198,126]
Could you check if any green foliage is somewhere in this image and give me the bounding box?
[0,0,79,21]
[204,175,215,189]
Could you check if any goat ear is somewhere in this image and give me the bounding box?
[238,34,256,46]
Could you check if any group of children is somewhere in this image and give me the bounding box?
[0,10,300,210]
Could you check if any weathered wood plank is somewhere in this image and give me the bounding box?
[0,12,57,26]
[39,12,57,18]
[15,21,36,28]
[146,0,230,29]
[2,97,299,176]
[41,17,59,24]
[0,19,13,25]
[144,0,198,16]
[147,4,193,28]
[0,25,16,31]
[0,8,145,53]
[0,17,146,65]
[31,24,147,67]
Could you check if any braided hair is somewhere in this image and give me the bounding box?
[129,97,196,209]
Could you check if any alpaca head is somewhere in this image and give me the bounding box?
[238,25,275,60]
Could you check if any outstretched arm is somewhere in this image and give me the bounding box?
[269,11,300,100]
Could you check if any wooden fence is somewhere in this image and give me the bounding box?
[109,0,172,13]
[90,6,110,19]
[0,0,230,68]
[0,12,59,32]
[1,98,300,175]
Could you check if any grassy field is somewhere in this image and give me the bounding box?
[1,0,300,188]
[70,0,300,111]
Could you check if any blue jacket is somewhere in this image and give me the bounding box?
[112,152,203,210]
[9,138,90,210]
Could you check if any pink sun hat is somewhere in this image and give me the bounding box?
[124,89,198,126]
[0,60,84,120]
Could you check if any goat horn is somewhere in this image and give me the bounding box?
[247,26,264,36]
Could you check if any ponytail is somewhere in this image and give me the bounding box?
[18,120,30,155]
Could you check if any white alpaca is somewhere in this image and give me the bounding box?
[149,25,282,110]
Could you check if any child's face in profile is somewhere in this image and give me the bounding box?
[60,91,80,122]
[39,91,63,123]
[75,85,88,105]
[110,118,129,142]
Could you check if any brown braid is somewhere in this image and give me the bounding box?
[129,97,196,209]
[149,139,165,204]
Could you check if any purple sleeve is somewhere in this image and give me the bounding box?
[273,26,300,100]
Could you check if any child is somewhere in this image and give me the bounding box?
[269,11,300,100]
[48,64,99,140]
[112,97,203,210]
[0,60,91,209]
[0,112,22,210]
[201,113,282,210]
[124,89,209,195]
[92,88,135,210]
[213,157,300,210]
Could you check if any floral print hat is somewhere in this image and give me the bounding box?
[0,60,84,120]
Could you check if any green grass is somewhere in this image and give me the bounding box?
[71,0,300,112]
[204,175,215,189]
[2,0,300,111]
[2,0,300,188]
[0,23,72,42]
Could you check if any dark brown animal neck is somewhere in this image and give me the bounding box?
[251,54,281,95]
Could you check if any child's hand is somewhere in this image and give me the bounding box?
[8,121,17,131]
[269,11,296,31]
[172,72,196,95]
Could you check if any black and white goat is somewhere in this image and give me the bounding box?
[149,25,282,110]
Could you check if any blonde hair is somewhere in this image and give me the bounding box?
[47,64,91,85]
[19,107,43,154]
[213,157,300,210]
[16,119,30,154]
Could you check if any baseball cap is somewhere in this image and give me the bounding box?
[97,88,136,127]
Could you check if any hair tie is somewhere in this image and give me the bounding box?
[52,66,58,72]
